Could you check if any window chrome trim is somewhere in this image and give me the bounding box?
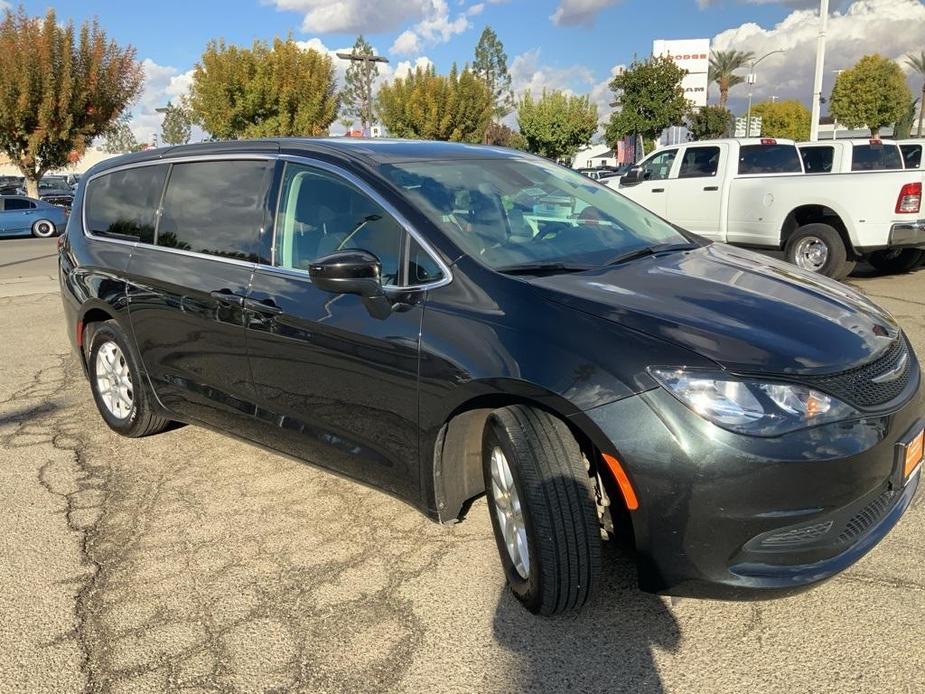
[276,154,453,291]
[80,153,276,269]
[79,151,453,290]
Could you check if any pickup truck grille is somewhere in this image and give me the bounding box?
[801,336,916,408]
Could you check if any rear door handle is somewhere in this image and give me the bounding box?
[243,298,283,315]
[651,188,665,193]
[209,289,245,306]
[703,186,719,191]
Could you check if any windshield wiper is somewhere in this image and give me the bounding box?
[605,243,695,267]
[496,262,595,276]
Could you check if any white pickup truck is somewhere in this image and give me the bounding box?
[610,138,925,278]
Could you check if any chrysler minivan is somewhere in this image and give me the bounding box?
[59,139,923,615]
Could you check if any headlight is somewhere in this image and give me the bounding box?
[649,368,859,436]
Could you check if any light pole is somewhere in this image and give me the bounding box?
[155,105,169,148]
[809,0,830,141]
[745,50,785,136]
[336,51,389,137]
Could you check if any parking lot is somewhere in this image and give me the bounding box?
[1,237,923,694]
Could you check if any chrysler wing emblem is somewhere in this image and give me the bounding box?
[871,353,909,384]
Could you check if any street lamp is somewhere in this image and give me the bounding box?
[745,50,785,136]
[809,0,830,141]
[335,51,389,137]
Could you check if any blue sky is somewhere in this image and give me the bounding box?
[11,0,925,141]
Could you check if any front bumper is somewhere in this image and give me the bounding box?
[584,380,923,600]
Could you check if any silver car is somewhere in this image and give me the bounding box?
[0,195,68,238]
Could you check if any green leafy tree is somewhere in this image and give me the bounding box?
[160,98,192,145]
[750,99,811,141]
[472,26,513,119]
[102,112,140,153]
[189,36,338,139]
[687,105,732,140]
[830,54,911,138]
[708,49,754,109]
[906,51,925,137]
[605,55,690,147]
[341,35,380,133]
[517,89,598,161]
[377,64,492,143]
[0,6,143,197]
[894,98,919,140]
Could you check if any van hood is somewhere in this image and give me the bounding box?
[528,243,900,375]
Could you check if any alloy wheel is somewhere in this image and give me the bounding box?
[490,446,530,579]
[792,235,829,272]
[95,341,134,420]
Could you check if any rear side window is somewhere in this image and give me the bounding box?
[851,144,903,171]
[900,144,922,169]
[157,160,271,261]
[3,198,35,210]
[85,166,168,242]
[678,146,720,178]
[737,145,803,175]
[799,146,834,174]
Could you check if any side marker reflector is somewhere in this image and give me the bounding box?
[602,453,639,511]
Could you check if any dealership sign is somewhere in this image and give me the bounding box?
[652,39,710,108]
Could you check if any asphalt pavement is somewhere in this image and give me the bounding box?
[1,237,924,693]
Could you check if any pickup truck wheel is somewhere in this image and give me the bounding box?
[785,224,850,279]
[87,320,172,438]
[483,405,601,615]
[867,249,924,274]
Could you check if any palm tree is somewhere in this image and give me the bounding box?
[709,49,754,109]
[906,51,925,137]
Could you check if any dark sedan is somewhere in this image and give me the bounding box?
[59,138,923,615]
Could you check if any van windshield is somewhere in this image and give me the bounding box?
[381,157,690,270]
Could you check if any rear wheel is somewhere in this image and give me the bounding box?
[784,223,852,279]
[483,405,601,615]
[867,248,924,274]
[31,219,57,238]
[87,320,171,437]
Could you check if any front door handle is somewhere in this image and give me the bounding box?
[243,297,283,315]
[651,188,665,193]
[209,289,245,306]
[703,186,719,191]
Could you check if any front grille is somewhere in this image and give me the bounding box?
[760,520,834,548]
[836,489,894,546]
[801,336,916,408]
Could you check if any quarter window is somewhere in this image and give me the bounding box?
[678,146,720,178]
[85,165,168,242]
[157,160,271,261]
[899,144,922,170]
[274,163,419,286]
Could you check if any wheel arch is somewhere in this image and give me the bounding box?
[76,302,120,373]
[429,380,628,526]
[780,204,856,258]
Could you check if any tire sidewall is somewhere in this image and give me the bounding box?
[482,420,545,611]
[32,219,56,238]
[785,224,847,278]
[87,322,143,434]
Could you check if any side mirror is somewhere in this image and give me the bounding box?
[308,250,384,298]
[620,167,644,187]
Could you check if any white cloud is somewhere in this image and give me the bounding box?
[393,56,435,79]
[550,0,622,26]
[0,1,10,11]
[128,59,196,145]
[510,49,596,97]
[712,0,925,115]
[271,0,428,34]
[389,0,475,55]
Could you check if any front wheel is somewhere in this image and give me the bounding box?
[867,248,924,274]
[31,219,57,238]
[483,405,601,615]
[784,223,852,279]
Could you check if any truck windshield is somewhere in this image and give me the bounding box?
[381,157,690,270]
[738,145,803,175]
[852,144,904,171]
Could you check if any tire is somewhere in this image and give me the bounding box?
[86,320,171,437]
[867,248,924,274]
[31,219,57,238]
[483,405,601,615]
[784,223,851,279]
